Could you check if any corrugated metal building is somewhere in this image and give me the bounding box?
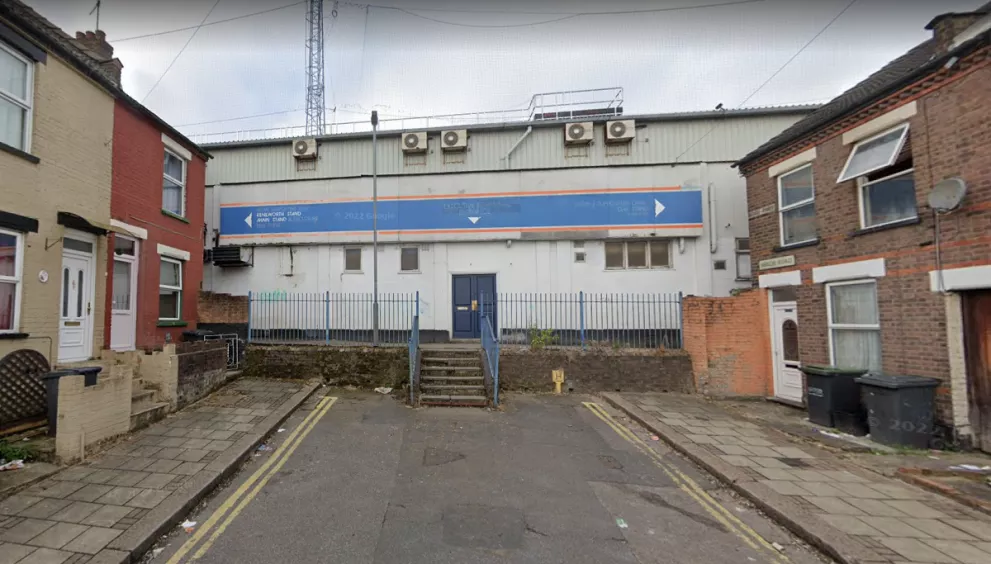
[201,105,813,340]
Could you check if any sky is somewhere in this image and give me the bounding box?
[24,0,983,141]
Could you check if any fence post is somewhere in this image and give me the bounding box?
[579,291,586,350]
[678,291,684,349]
[247,291,252,343]
[324,291,330,343]
[416,291,420,317]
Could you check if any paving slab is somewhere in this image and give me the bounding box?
[0,377,319,564]
[603,392,991,564]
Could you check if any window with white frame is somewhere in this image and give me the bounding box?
[162,150,187,217]
[0,229,24,332]
[837,123,910,183]
[159,258,183,320]
[605,240,671,270]
[0,41,34,151]
[735,238,751,280]
[400,247,419,272]
[847,125,916,229]
[344,248,362,272]
[777,164,816,246]
[827,281,881,372]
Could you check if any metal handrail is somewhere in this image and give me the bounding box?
[481,313,500,407]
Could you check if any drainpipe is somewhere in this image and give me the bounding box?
[503,126,532,169]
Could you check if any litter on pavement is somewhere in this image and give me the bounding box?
[277,428,286,433]
[181,520,197,533]
[615,518,628,529]
[949,464,991,472]
[374,387,393,394]
[257,444,273,452]
[650,435,660,441]
[0,460,24,471]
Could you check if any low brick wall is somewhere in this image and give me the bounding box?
[244,344,408,388]
[176,341,231,409]
[56,365,133,463]
[499,347,694,393]
[683,289,773,398]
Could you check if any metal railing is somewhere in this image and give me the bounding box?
[188,88,624,144]
[408,314,420,405]
[485,292,682,349]
[204,333,243,370]
[247,291,420,345]
[481,312,500,407]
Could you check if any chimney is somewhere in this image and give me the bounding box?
[73,30,123,86]
[925,10,988,54]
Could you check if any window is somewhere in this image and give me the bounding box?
[0,42,33,151]
[827,281,881,372]
[605,240,671,270]
[735,238,751,280]
[162,150,186,217]
[0,229,23,332]
[573,241,586,263]
[400,247,419,272]
[159,258,182,320]
[344,248,362,272]
[860,168,916,228]
[777,164,816,246]
[838,124,909,183]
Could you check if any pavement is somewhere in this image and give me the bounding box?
[603,392,991,564]
[147,391,829,564]
[0,378,319,564]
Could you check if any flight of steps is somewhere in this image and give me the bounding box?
[130,378,169,431]
[418,348,488,407]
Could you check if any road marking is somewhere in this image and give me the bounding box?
[190,395,336,559]
[582,402,788,564]
[166,396,337,564]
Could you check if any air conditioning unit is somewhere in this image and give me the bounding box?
[564,122,593,145]
[401,132,427,153]
[292,138,317,159]
[606,120,635,143]
[440,129,467,151]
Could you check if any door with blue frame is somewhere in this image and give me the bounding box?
[452,274,496,339]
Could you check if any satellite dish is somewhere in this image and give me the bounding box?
[927,177,967,212]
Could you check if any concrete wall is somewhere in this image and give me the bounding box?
[498,347,694,393]
[683,290,772,398]
[55,364,132,462]
[244,344,407,388]
[0,47,114,366]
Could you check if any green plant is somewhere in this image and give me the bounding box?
[0,439,37,462]
[528,326,557,350]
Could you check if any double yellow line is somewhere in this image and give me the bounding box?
[583,402,788,564]
[167,396,337,563]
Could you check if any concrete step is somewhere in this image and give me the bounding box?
[421,365,481,373]
[130,389,156,410]
[420,384,485,392]
[130,402,169,432]
[421,374,484,380]
[421,357,480,365]
[420,394,488,407]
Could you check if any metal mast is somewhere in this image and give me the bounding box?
[304,0,325,137]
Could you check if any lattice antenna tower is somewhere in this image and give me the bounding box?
[304,0,326,136]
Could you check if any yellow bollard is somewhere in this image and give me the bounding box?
[552,369,565,394]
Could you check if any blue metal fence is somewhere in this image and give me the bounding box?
[481,311,500,407]
[408,313,420,404]
[485,292,682,349]
[247,291,420,344]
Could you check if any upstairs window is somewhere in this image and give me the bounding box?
[735,238,751,280]
[163,150,187,217]
[159,258,183,320]
[847,125,916,229]
[777,164,816,246]
[837,123,909,183]
[0,41,33,151]
[605,240,671,270]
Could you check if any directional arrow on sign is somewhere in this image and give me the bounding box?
[468,217,480,224]
[654,199,665,217]
[244,213,253,228]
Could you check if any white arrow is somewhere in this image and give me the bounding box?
[654,199,665,217]
[468,217,480,224]
[244,213,253,228]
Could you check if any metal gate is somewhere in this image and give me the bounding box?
[0,349,51,432]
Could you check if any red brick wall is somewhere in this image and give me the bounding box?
[683,289,772,397]
[741,49,991,424]
[104,102,207,349]
[197,291,248,324]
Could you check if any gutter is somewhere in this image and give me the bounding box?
[734,30,991,170]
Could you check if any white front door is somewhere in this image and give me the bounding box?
[59,236,96,362]
[771,302,803,403]
[110,236,138,351]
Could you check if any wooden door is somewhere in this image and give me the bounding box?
[964,290,991,453]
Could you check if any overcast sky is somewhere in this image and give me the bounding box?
[26,0,981,140]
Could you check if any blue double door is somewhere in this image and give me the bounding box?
[452,274,496,339]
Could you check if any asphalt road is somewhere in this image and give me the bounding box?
[148,391,830,564]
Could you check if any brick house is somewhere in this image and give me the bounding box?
[78,28,210,350]
[735,5,991,449]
